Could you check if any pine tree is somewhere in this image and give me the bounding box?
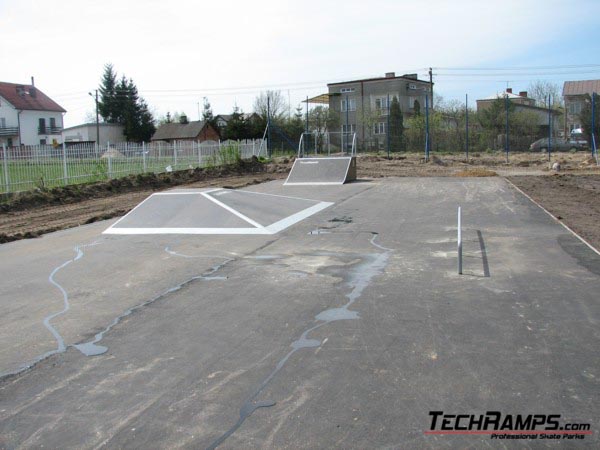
[223,107,249,140]
[96,64,156,142]
[389,96,404,151]
[98,64,118,123]
[202,97,218,129]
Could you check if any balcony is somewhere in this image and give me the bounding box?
[0,126,19,136]
[38,126,62,135]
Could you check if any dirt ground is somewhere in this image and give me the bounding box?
[1,152,599,249]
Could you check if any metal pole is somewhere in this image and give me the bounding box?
[2,143,9,193]
[142,141,147,172]
[267,96,271,158]
[548,94,552,162]
[95,90,100,146]
[387,94,390,159]
[62,141,68,184]
[346,93,350,154]
[425,93,430,161]
[505,93,509,163]
[457,206,462,275]
[465,94,469,160]
[107,141,112,179]
[592,92,597,158]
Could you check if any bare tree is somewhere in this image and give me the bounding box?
[253,90,288,122]
[527,80,563,108]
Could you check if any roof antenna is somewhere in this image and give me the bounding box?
[31,76,35,87]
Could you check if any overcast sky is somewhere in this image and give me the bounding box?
[1,0,599,127]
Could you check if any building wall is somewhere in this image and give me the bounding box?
[19,110,64,146]
[328,76,431,148]
[564,95,585,132]
[0,95,19,147]
[198,124,220,142]
[62,124,125,146]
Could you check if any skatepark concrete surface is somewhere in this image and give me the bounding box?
[0,177,598,448]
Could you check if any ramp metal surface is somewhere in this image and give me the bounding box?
[284,156,356,185]
[103,188,333,235]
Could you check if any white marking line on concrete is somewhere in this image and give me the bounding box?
[284,182,345,186]
[266,201,334,234]
[505,178,600,257]
[104,227,270,235]
[299,161,319,164]
[202,190,265,229]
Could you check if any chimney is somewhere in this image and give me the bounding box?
[31,76,35,87]
[519,91,527,97]
[506,88,513,94]
[179,114,188,124]
[402,73,418,80]
[385,72,396,78]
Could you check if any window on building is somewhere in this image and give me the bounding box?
[568,102,582,115]
[0,118,5,128]
[40,138,47,145]
[373,122,386,135]
[39,118,46,134]
[50,117,56,129]
[342,124,356,134]
[374,97,390,112]
[340,87,355,93]
[341,98,356,112]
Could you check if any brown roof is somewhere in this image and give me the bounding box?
[151,120,210,141]
[328,74,432,86]
[0,82,66,112]
[563,80,600,96]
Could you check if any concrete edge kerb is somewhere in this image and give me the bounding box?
[504,177,600,257]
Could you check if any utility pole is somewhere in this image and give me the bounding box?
[429,67,434,111]
[465,94,469,160]
[386,94,390,158]
[505,93,509,162]
[88,90,100,147]
[267,95,271,158]
[548,94,552,161]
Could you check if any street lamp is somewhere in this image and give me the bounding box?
[88,90,100,147]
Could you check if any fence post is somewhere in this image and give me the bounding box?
[173,141,178,168]
[142,142,147,172]
[107,141,112,179]
[2,143,9,194]
[62,142,68,184]
[198,140,202,166]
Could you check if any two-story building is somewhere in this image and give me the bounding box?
[563,79,600,133]
[326,72,432,149]
[0,79,66,147]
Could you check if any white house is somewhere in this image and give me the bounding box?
[62,123,125,146]
[0,79,66,147]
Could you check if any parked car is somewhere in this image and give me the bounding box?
[529,138,587,152]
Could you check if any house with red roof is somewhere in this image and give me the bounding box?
[0,78,66,147]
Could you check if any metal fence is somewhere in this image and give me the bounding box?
[1,139,266,194]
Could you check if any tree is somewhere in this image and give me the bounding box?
[388,96,404,151]
[527,80,563,108]
[253,90,288,123]
[96,64,156,142]
[201,97,218,129]
[578,94,600,145]
[98,64,119,123]
[223,107,249,140]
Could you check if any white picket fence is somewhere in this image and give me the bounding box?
[0,139,266,194]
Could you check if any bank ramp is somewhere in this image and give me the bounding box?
[284,156,357,186]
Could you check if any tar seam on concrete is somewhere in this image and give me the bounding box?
[0,241,101,379]
[102,188,334,235]
[206,232,392,450]
[284,156,356,185]
[505,178,600,257]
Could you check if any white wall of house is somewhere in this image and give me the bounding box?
[62,123,125,146]
[19,110,64,146]
[0,96,19,146]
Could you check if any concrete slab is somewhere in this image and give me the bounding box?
[284,156,356,185]
[0,178,598,448]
